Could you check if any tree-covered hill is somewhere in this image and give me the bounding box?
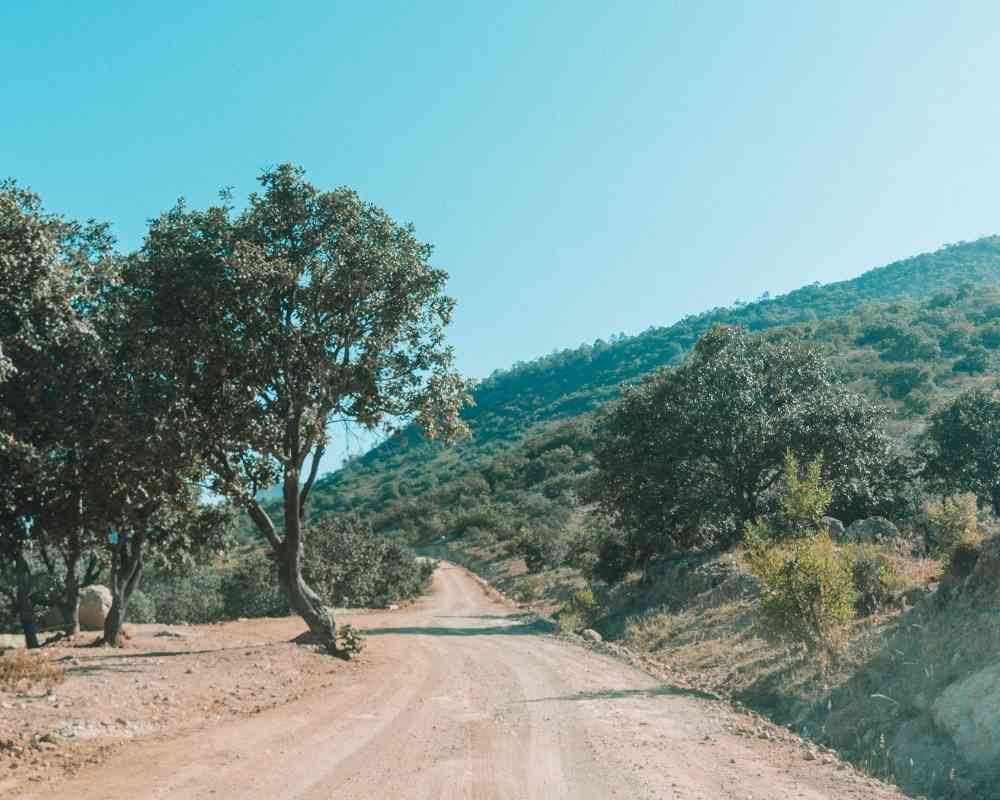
[291,236,1000,540]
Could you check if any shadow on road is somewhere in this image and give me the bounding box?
[366,618,554,637]
[523,686,719,703]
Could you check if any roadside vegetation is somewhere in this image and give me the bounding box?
[5,170,1000,798]
[1,170,464,651]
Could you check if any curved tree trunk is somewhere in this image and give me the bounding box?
[14,553,40,649]
[277,548,337,652]
[279,470,337,653]
[104,533,144,647]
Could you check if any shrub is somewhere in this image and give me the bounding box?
[563,587,600,628]
[952,348,990,374]
[508,526,566,574]
[622,608,675,651]
[512,575,541,603]
[774,452,833,537]
[846,545,897,616]
[222,551,289,619]
[305,515,434,607]
[144,567,226,624]
[745,530,857,651]
[922,494,978,554]
[337,623,366,658]
[556,610,583,634]
[0,651,65,693]
[128,590,157,624]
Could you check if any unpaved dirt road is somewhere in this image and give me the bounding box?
[17,563,905,799]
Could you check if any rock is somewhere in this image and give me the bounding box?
[931,662,1000,767]
[822,516,846,540]
[581,629,602,643]
[78,585,113,631]
[845,517,899,544]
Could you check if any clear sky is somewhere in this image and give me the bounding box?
[4,2,1000,467]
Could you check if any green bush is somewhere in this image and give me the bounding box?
[922,493,978,554]
[143,567,226,624]
[128,590,157,623]
[222,551,289,619]
[556,610,583,634]
[304,515,434,607]
[746,530,857,651]
[512,575,542,602]
[564,587,600,626]
[846,545,897,616]
[508,526,566,574]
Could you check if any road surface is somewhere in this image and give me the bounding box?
[21,563,903,799]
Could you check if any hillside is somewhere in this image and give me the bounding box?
[296,236,1000,535]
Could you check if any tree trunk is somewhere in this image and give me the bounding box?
[992,485,1000,519]
[60,540,82,637]
[14,553,40,649]
[104,534,143,647]
[279,470,337,653]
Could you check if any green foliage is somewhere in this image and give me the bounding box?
[512,575,542,602]
[921,494,979,554]
[920,388,1000,515]
[556,611,583,634]
[127,590,157,624]
[223,550,288,619]
[587,326,904,573]
[509,526,567,574]
[745,530,857,651]
[774,452,834,538]
[304,515,434,607]
[564,587,600,627]
[846,545,897,616]
[952,347,991,374]
[143,566,226,625]
[876,366,931,400]
[337,623,366,657]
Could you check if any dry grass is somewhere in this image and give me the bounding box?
[0,651,65,693]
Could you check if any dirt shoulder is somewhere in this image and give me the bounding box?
[0,612,373,795]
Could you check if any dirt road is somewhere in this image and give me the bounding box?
[15,563,905,799]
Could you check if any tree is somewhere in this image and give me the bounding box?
[920,387,1000,515]
[0,180,113,640]
[587,326,905,575]
[120,165,470,652]
[1,180,211,644]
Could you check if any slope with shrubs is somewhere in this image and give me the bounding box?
[281,278,1000,581]
[291,240,1000,549]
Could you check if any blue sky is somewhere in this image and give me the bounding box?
[4,2,1000,467]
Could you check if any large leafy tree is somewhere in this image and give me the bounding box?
[121,165,470,652]
[588,326,906,574]
[0,180,113,641]
[1,180,213,645]
[920,387,1000,515]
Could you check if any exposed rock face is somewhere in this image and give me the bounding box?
[845,516,898,544]
[931,663,1000,767]
[78,585,113,631]
[822,517,846,541]
[581,629,603,643]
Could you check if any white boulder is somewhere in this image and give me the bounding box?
[79,585,113,631]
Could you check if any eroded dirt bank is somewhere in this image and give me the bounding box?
[4,563,906,799]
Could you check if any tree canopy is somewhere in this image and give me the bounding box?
[120,165,470,651]
[585,326,906,573]
[921,387,1000,515]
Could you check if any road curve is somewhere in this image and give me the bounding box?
[22,563,904,800]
